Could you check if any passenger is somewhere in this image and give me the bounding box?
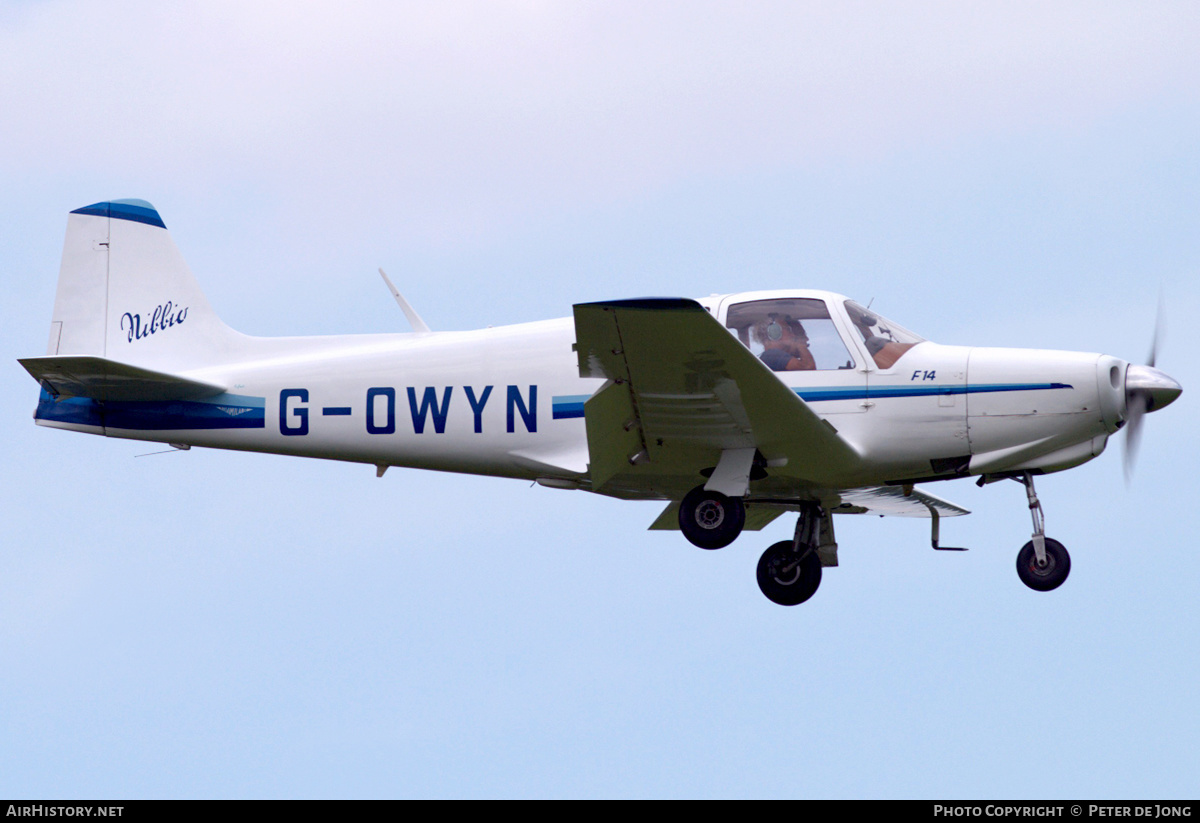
[753,316,816,371]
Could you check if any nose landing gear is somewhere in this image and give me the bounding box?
[1014,472,1071,592]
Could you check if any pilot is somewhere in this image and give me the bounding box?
[852,311,914,370]
[754,315,816,371]
[862,332,914,370]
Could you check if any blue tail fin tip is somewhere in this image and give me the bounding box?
[70,199,165,229]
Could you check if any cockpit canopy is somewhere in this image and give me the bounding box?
[720,292,925,372]
[725,297,857,371]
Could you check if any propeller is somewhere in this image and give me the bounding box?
[1123,387,1149,483]
[1122,298,1181,482]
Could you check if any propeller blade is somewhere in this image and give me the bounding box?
[1147,294,1164,369]
[1122,391,1149,484]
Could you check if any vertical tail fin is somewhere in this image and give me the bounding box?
[47,199,240,373]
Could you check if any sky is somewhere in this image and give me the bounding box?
[2,1,1198,799]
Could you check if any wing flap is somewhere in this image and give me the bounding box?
[19,355,226,401]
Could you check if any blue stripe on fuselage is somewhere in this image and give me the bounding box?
[34,390,265,430]
[551,394,590,419]
[34,390,103,427]
[795,382,1073,403]
[38,383,1068,430]
[547,383,1072,420]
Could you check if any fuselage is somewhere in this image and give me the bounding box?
[34,289,1130,498]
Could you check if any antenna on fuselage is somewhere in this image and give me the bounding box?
[135,443,192,458]
[378,268,432,333]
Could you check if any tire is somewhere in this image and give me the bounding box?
[756,540,822,606]
[1016,538,1071,592]
[677,486,746,550]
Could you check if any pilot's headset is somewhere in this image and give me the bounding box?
[766,314,787,342]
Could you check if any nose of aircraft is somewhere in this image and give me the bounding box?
[1125,364,1182,413]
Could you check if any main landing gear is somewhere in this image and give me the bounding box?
[756,503,826,606]
[1013,472,1071,592]
[677,485,828,605]
[678,485,746,550]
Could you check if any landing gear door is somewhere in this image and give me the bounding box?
[720,294,868,415]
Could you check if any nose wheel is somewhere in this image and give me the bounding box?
[1016,537,1071,591]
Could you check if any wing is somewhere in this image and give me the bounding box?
[573,298,861,498]
[832,485,970,517]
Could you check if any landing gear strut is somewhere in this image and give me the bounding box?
[756,503,824,606]
[1014,472,1071,591]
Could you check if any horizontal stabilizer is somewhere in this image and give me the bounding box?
[19,355,226,401]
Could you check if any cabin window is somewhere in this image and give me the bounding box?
[725,298,856,372]
[843,300,925,369]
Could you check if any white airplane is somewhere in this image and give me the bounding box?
[21,199,1183,605]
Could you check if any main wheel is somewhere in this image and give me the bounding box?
[677,486,745,549]
[1016,538,1071,592]
[756,540,822,606]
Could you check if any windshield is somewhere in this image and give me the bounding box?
[844,300,925,369]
